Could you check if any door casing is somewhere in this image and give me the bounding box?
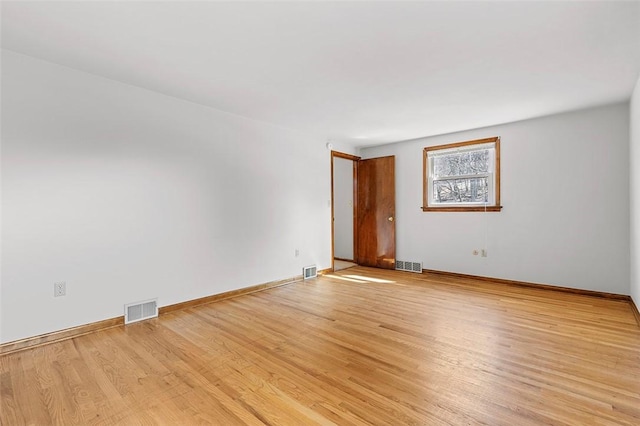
[331,151,360,271]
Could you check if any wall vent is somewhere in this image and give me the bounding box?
[303,265,317,280]
[124,298,158,324]
[396,260,423,273]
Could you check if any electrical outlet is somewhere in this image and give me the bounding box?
[54,281,66,297]
[481,249,488,257]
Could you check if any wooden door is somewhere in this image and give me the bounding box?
[356,156,395,269]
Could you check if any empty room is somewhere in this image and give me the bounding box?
[1,1,640,425]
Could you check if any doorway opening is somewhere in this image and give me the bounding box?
[331,151,359,271]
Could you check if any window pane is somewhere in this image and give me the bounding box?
[433,149,490,178]
[433,177,488,203]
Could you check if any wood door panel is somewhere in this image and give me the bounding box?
[356,156,395,269]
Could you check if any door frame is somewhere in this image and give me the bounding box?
[331,151,361,271]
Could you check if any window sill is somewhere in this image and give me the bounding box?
[421,206,503,212]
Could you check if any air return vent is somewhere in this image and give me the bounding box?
[396,260,423,273]
[124,298,158,324]
[303,265,317,280]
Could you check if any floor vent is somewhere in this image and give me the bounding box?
[396,260,423,273]
[124,299,158,324]
[303,265,318,279]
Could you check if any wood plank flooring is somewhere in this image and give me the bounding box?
[1,266,639,425]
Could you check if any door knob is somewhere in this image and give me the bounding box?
[388,216,394,222]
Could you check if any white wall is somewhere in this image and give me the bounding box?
[362,104,630,294]
[0,50,335,343]
[0,48,3,343]
[333,157,354,260]
[631,75,640,307]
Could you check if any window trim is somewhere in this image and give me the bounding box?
[422,136,502,212]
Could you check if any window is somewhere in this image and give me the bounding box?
[423,137,502,212]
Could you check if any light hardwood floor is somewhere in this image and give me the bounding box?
[333,259,357,271]
[1,266,639,425]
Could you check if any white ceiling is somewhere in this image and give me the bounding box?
[2,1,640,146]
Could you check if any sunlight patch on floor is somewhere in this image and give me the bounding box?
[343,275,396,284]
[326,274,395,284]
[325,275,368,283]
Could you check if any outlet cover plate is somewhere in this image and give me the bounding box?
[54,281,66,297]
